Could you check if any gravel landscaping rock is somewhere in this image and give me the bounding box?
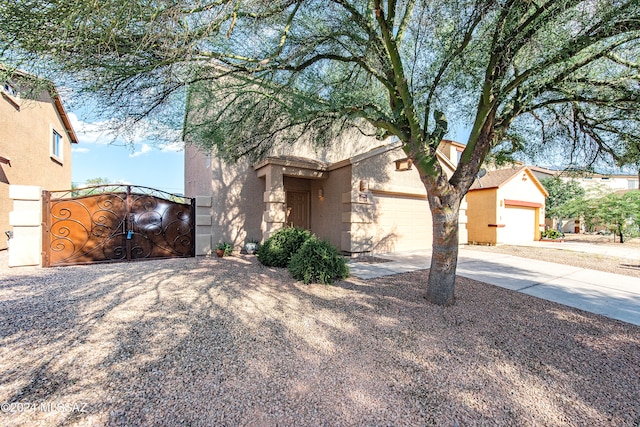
[0,254,638,426]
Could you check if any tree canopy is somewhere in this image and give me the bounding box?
[559,190,640,242]
[540,176,586,220]
[2,1,638,167]
[3,0,639,304]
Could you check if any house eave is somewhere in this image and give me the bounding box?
[53,95,79,144]
[1,64,79,144]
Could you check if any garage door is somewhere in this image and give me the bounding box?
[502,206,536,244]
[370,193,432,252]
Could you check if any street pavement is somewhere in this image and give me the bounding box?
[348,245,640,327]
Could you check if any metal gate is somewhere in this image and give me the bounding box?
[43,185,194,267]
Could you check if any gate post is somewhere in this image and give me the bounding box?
[195,196,213,256]
[8,185,42,267]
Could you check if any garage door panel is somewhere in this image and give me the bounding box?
[371,194,432,252]
[502,207,535,243]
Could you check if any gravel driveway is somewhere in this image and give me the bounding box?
[1,255,639,426]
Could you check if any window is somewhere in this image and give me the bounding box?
[629,180,638,190]
[2,82,16,96]
[1,81,20,110]
[51,130,63,162]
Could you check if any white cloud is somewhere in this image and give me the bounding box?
[72,147,90,153]
[68,112,184,153]
[129,143,153,158]
[68,112,116,145]
[159,139,185,153]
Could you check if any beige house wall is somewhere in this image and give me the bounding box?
[496,171,546,243]
[467,189,499,244]
[467,168,546,245]
[499,170,547,206]
[0,85,74,250]
[185,130,382,252]
[353,145,433,252]
[310,165,351,250]
[185,134,468,254]
[185,145,265,253]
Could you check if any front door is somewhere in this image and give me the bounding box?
[286,191,310,229]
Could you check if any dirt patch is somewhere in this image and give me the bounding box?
[0,256,638,426]
[563,233,640,247]
[466,237,640,278]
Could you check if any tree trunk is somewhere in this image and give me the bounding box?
[619,224,624,243]
[426,196,461,306]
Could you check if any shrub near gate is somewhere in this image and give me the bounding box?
[257,227,312,267]
[288,237,349,285]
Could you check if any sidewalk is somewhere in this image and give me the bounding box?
[348,247,640,326]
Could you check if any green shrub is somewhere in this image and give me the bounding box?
[541,229,564,239]
[288,237,349,284]
[257,227,313,267]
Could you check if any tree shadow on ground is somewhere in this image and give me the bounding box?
[0,256,638,426]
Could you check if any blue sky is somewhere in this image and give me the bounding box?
[68,112,185,195]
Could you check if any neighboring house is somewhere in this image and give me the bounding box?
[185,132,469,256]
[529,166,639,233]
[466,166,548,245]
[530,166,639,191]
[0,67,78,250]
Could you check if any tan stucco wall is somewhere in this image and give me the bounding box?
[185,134,468,254]
[466,189,499,244]
[353,146,434,252]
[499,170,547,206]
[185,144,265,250]
[309,165,351,250]
[496,171,546,243]
[467,170,546,245]
[0,89,73,250]
[185,130,382,251]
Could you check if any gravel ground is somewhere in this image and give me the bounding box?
[465,234,640,278]
[0,253,639,426]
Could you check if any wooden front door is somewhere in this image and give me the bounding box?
[286,191,310,229]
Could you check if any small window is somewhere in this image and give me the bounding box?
[51,130,63,162]
[2,82,16,96]
[601,177,610,180]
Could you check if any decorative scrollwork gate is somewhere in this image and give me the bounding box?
[43,185,194,267]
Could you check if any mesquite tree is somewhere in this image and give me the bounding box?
[2,0,639,305]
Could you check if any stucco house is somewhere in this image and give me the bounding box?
[0,67,78,250]
[466,166,548,245]
[529,166,639,233]
[185,134,469,256]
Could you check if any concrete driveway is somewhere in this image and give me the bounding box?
[349,246,640,327]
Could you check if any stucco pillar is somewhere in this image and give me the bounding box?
[195,196,213,256]
[458,196,469,244]
[340,183,373,254]
[8,185,42,267]
[261,166,286,240]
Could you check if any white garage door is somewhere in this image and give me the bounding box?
[371,194,432,252]
[502,206,536,243]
